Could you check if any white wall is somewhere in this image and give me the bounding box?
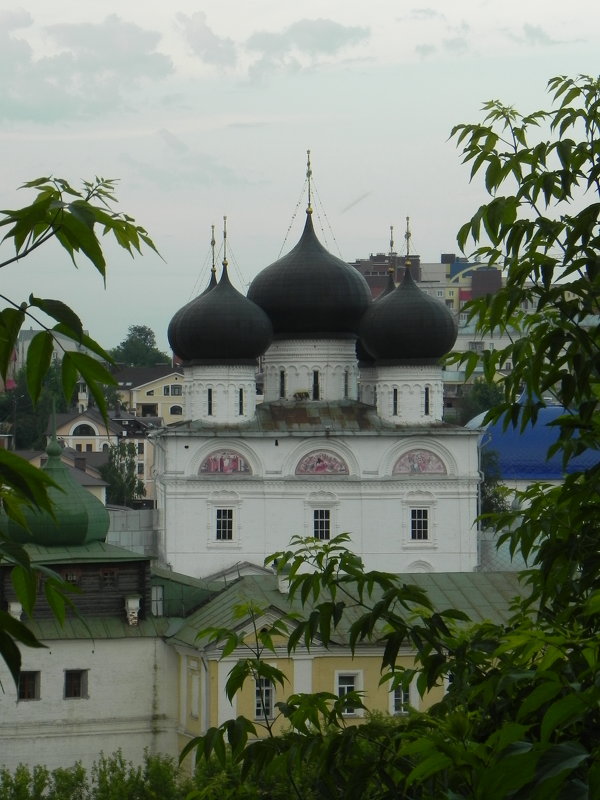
[0,637,179,772]
[155,427,480,578]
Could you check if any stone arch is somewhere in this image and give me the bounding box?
[189,441,261,477]
[285,440,359,477]
[72,423,97,436]
[296,450,349,475]
[381,441,457,477]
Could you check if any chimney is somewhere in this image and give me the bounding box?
[125,595,141,626]
[74,456,86,472]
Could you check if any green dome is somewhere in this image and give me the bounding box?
[5,438,110,546]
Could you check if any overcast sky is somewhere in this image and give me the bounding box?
[1,1,598,351]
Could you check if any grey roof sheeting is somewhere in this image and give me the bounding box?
[163,400,466,437]
[169,570,524,649]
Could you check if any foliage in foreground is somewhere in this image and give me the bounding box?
[0,748,323,800]
[0,177,157,683]
[183,75,600,799]
[0,751,192,800]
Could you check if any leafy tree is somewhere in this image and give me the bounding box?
[459,377,505,425]
[0,176,157,683]
[110,324,169,367]
[184,75,600,798]
[0,363,74,450]
[99,441,146,507]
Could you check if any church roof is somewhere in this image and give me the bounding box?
[468,404,599,480]
[359,265,458,363]
[23,541,150,565]
[168,571,524,649]
[168,262,273,363]
[2,436,110,547]
[163,400,462,436]
[248,212,372,339]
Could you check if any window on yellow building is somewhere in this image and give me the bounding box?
[337,672,361,716]
[393,686,410,715]
[255,677,274,719]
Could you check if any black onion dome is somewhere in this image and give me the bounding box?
[248,213,372,338]
[167,269,218,357]
[356,270,396,364]
[359,266,457,363]
[168,264,273,363]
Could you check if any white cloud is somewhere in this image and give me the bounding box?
[0,15,172,122]
[176,11,237,67]
[415,43,436,57]
[408,8,446,21]
[0,9,33,29]
[502,23,562,46]
[247,18,369,58]
[243,18,370,81]
[443,36,469,55]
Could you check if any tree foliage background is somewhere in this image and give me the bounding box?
[99,441,146,507]
[110,324,169,367]
[184,75,600,799]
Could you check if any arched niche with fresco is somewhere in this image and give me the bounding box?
[393,448,447,475]
[295,451,349,476]
[199,450,252,475]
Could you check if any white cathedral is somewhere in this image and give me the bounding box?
[153,199,481,579]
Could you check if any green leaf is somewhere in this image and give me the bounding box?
[0,307,26,380]
[28,296,83,338]
[11,564,38,617]
[541,694,586,742]
[26,330,54,405]
[535,741,588,784]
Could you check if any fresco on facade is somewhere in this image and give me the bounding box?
[393,449,446,475]
[200,451,251,474]
[296,451,349,475]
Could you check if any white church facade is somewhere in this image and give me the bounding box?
[153,201,481,579]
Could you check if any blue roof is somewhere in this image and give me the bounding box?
[470,405,599,481]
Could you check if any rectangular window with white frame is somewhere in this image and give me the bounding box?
[410,508,429,541]
[336,672,362,716]
[255,677,274,719]
[216,508,234,541]
[313,509,331,540]
[392,685,410,715]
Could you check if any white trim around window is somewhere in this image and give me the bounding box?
[389,678,418,716]
[335,670,364,717]
[207,492,241,547]
[403,494,436,549]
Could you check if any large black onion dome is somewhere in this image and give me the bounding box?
[359,266,457,363]
[168,264,273,363]
[248,213,372,338]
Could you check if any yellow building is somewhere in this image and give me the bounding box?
[160,569,522,767]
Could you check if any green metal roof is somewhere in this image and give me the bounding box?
[151,566,222,617]
[168,571,524,650]
[26,615,170,641]
[24,541,151,565]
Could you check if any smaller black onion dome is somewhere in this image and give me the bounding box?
[359,265,457,363]
[167,269,217,357]
[168,263,273,364]
[356,269,397,365]
[248,212,372,338]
